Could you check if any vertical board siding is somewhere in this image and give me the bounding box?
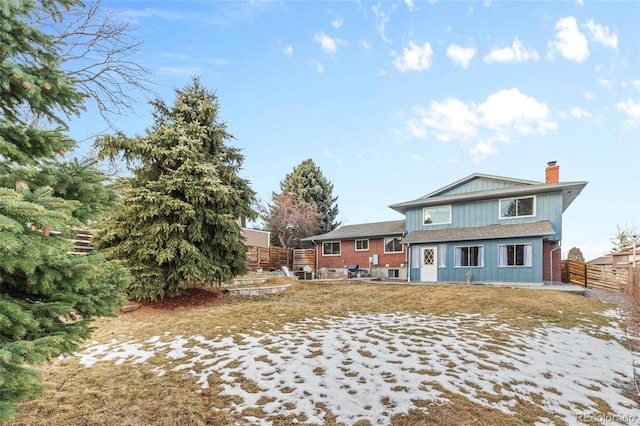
[442,178,525,195]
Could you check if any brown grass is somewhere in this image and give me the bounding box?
[9,279,622,426]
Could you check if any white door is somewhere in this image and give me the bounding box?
[420,246,438,282]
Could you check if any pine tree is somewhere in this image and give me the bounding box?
[0,1,130,422]
[567,247,585,262]
[280,158,340,233]
[94,78,257,301]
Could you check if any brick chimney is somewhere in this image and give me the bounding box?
[545,161,559,183]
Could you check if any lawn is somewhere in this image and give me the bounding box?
[9,279,639,426]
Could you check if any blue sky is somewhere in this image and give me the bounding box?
[68,0,640,261]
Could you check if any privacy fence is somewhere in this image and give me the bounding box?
[246,247,314,272]
[562,260,631,292]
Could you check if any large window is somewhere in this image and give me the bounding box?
[500,197,535,218]
[454,245,484,267]
[384,237,403,253]
[423,205,451,225]
[499,244,532,266]
[355,239,369,251]
[323,241,341,256]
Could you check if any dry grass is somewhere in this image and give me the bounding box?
[9,279,624,426]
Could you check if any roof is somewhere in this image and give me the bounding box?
[389,173,587,214]
[402,221,556,244]
[301,220,405,242]
[587,255,613,265]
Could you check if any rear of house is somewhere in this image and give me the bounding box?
[391,162,587,285]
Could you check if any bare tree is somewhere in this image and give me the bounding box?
[35,0,152,125]
[261,192,321,248]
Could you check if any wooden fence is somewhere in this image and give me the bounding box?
[246,247,314,272]
[562,260,630,292]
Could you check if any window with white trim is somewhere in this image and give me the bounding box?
[438,243,447,268]
[500,196,535,219]
[384,237,403,253]
[323,241,341,256]
[454,245,484,267]
[355,239,369,251]
[499,244,532,266]
[423,205,452,225]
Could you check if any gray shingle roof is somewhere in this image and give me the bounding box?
[301,219,405,242]
[402,220,555,244]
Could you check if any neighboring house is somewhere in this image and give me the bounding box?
[304,162,587,285]
[301,220,407,279]
[589,250,637,267]
[237,217,270,249]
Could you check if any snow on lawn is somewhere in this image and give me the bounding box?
[79,312,639,425]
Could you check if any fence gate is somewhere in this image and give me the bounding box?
[562,260,630,292]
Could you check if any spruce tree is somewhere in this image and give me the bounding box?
[281,158,340,233]
[94,78,257,301]
[0,1,130,422]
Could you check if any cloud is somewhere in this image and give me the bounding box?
[616,99,640,120]
[558,106,591,119]
[404,0,415,11]
[314,31,340,56]
[113,8,186,24]
[598,78,613,89]
[447,45,477,69]
[283,45,294,56]
[484,38,540,63]
[393,41,433,72]
[585,20,618,50]
[547,16,589,62]
[409,153,423,162]
[361,40,373,50]
[310,60,324,74]
[407,88,556,161]
[331,16,344,29]
[371,3,391,43]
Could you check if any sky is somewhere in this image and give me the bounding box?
[78,309,637,424]
[67,0,640,262]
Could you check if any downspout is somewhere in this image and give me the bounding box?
[550,243,561,285]
[407,242,411,283]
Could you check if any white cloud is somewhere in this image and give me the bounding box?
[559,106,591,119]
[547,17,589,62]
[407,88,556,161]
[314,31,339,56]
[446,45,477,69]
[371,4,391,43]
[310,60,324,74]
[283,45,294,56]
[409,153,423,162]
[484,38,540,63]
[585,20,618,50]
[393,41,433,72]
[585,92,595,100]
[598,78,613,89]
[404,0,415,11]
[331,16,344,29]
[361,40,372,50]
[616,99,640,120]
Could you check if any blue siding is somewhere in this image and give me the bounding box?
[409,237,544,283]
[442,178,525,196]
[405,193,563,240]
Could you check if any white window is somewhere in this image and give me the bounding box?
[438,243,447,268]
[500,196,535,219]
[423,205,452,225]
[355,239,369,251]
[454,245,484,267]
[384,237,403,253]
[323,241,340,256]
[499,244,532,266]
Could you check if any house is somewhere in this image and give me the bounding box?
[237,217,270,249]
[305,162,587,285]
[589,250,637,268]
[301,220,407,279]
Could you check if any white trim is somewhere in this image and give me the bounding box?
[322,241,341,256]
[422,205,452,226]
[355,239,369,251]
[453,245,485,268]
[383,237,404,254]
[498,243,533,267]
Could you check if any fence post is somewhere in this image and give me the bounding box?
[583,262,588,288]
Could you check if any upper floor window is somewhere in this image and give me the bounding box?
[384,237,403,253]
[454,245,484,267]
[323,241,341,256]
[499,244,532,267]
[423,205,452,225]
[355,239,369,251]
[500,196,535,219]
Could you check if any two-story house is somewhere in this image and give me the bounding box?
[304,162,586,285]
[390,162,587,284]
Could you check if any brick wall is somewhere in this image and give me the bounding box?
[543,240,562,282]
[315,238,407,271]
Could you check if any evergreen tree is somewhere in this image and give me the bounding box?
[567,247,585,262]
[280,158,340,233]
[0,1,130,422]
[94,78,257,301]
